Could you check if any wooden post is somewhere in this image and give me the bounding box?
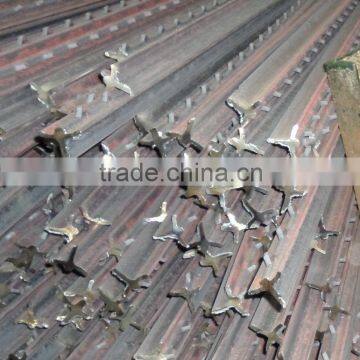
[325,49,360,206]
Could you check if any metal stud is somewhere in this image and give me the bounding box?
[67,42,78,49]
[158,25,164,34]
[111,270,150,298]
[87,93,95,104]
[14,63,27,71]
[186,97,192,108]
[17,35,24,46]
[110,24,119,32]
[51,246,87,277]
[76,106,83,119]
[168,112,175,123]
[90,33,99,40]
[42,26,49,36]
[242,199,278,228]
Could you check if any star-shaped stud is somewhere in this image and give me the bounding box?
[251,233,273,252]
[257,324,285,353]
[185,185,215,208]
[199,301,215,319]
[323,295,349,321]
[316,217,339,240]
[17,307,49,329]
[208,142,228,157]
[191,320,215,350]
[169,285,200,314]
[248,272,286,309]
[139,129,175,157]
[38,127,81,157]
[310,239,326,254]
[220,211,246,242]
[227,127,264,155]
[273,186,306,214]
[101,65,133,95]
[44,224,80,243]
[79,207,111,226]
[103,238,126,263]
[306,278,340,301]
[56,299,93,331]
[51,246,87,277]
[199,251,231,277]
[217,285,250,316]
[63,279,97,309]
[226,98,257,126]
[153,215,184,241]
[242,199,278,229]
[111,270,151,298]
[7,244,43,271]
[167,118,203,152]
[144,202,167,223]
[99,287,125,318]
[117,304,142,332]
[194,223,223,256]
[267,124,300,157]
